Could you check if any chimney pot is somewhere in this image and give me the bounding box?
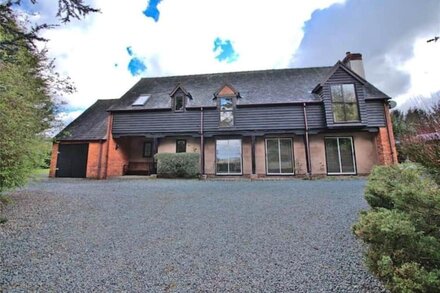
[342,52,365,79]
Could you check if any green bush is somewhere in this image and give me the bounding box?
[354,164,440,292]
[155,153,200,178]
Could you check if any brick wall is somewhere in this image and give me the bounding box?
[376,105,398,165]
[86,142,106,179]
[103,115,129,177]
[49,143,59,177]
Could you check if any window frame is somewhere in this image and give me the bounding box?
[174,94,185,112]
[218,96,235,128]
[330,83,360,123]
[176,139,187,153]
[265,137,295,175]
[324,136,357,175]
[143,141,153,158]
[215,138,243,175]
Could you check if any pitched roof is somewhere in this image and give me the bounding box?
[108,66,333,111]
[313,61,391,100]
[56,99,117,141]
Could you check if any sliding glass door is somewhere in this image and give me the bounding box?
[216,139,242,175]
[325,137,356,175]
[265,138,294,175]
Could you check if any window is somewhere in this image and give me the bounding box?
[325,137,356,175]
[219,97,234,127]
[176,139,186,153]
[132,94,150,106]
[216,139,242,175]
[331,84,360,122]
[266,138,294,175]
[143,142,153,157]
[174,95,184,112]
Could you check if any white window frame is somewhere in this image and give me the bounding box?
[265,138,295,175]
[325,137,357,175]
[215,139,242,175]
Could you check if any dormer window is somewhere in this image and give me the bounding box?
[174,94,184,112]
[331,84,360,122]
[170,83,191,112]
[219,97,234,127]
[214,83,239,128]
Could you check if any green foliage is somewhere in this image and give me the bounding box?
[392,100,440,183]
[354,164,440,292]
[155,153,200,178]
[0,22,61,193]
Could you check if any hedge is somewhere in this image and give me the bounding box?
[353,163,440,292]
[154,153,200,178]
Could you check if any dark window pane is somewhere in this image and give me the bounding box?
[266,139,280,173]
[143,142,152,157]
[229,158,241,173]
[220,111,234,127]
[339,138,355,173]
[325,138,340,173]
[342,84,357,102]
[220,97,233,110]
[175,96,184,111]
[279,139,293,173]
[176,140,186,153]
[333,104,346,122]
[344,103,360,121]
[331,85,344,102]
[217,162,228,173]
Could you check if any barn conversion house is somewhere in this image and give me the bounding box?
[49,52,397,178]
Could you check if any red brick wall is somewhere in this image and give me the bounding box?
[49,143,59,177]
[86,141,106,179]
[103,115,129,178]
[376,105,398,165]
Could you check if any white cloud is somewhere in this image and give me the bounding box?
[398,38,440,104]
[40,0,345,110]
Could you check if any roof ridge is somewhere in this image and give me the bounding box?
[138,66,334,81]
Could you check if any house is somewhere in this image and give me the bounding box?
[49,52,398,179]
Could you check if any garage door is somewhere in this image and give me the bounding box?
[55,144,89,178]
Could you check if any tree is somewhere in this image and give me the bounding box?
[0,1,95,193]
[0,0,98,59]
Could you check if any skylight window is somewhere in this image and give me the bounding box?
[132,94,150,106]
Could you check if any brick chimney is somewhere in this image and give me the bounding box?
[342,52,365,79]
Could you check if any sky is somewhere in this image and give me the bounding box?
[19,0,440,124]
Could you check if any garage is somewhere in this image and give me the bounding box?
[55,144,89,178]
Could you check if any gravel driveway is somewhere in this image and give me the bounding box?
[0,178,385,292]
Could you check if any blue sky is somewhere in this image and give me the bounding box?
[20,0,440,124]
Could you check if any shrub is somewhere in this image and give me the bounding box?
[155,153,200,178]
[354,164,440,292]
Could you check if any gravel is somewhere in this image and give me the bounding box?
[0,178,386,292]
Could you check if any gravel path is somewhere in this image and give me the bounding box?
[0,178,385,292]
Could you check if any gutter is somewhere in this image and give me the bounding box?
[303,103,312,176]
[200,107,205,175]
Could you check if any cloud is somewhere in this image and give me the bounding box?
[213,38,239,63]
[38,0,344,110]
[291,0,440,106]
[143,0,162,22]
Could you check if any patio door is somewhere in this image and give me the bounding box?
[265,138,294,175]
[216,139,242,175]
[325,137,356,175]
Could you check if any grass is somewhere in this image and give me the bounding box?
[33,168,49,176]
